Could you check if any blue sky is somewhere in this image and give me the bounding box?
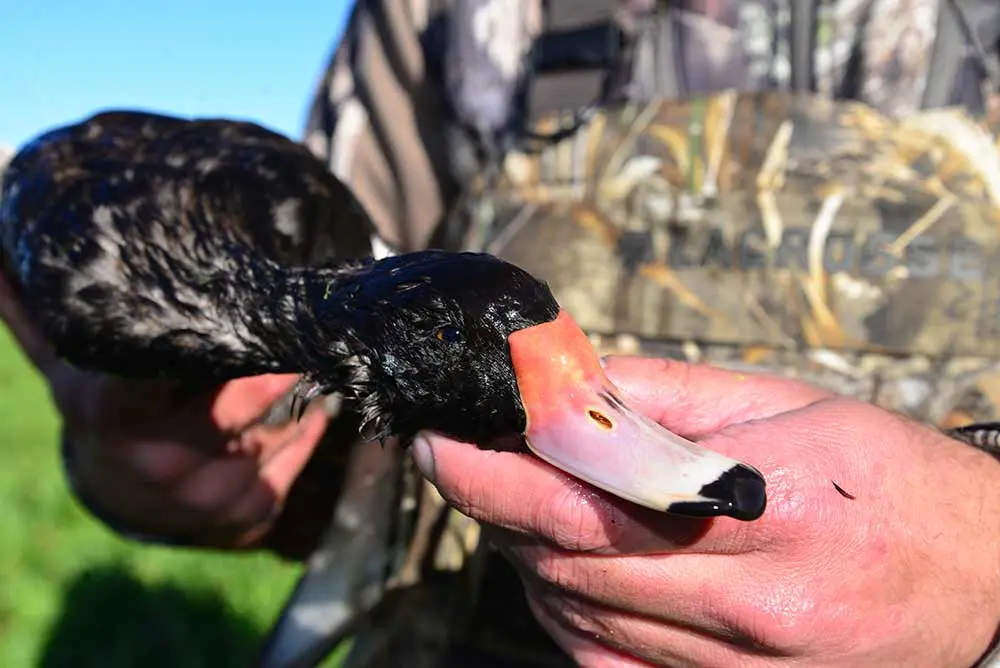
[0,0,356,148]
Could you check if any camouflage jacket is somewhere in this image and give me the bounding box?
[266,2,1000,667]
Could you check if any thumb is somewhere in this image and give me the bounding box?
[602,356,832,438]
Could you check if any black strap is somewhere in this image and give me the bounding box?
[790,0,817,93]
[526,23,619,121]
[507,0,680,159]
[523,0,628,123]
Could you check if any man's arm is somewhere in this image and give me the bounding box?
[302,0,460,253]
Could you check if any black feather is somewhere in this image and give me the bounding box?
[0,110,560,446]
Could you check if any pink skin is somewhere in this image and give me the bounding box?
[413,356,1000,667]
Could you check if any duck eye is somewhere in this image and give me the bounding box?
[434,325,463,344]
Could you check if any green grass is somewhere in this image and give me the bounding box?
[0,325,343,668]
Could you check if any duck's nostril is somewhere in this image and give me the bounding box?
[587,409,613,429]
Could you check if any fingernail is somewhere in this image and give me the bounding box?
[412,433,437,483]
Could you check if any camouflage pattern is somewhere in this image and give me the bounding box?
[479,90,1000,433]
[823,0,940,117]
[626,1,972,118]
[272,1,1000,667]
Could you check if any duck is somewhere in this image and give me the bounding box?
[1,109,767,520]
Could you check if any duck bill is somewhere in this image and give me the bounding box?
[508,310,766,521]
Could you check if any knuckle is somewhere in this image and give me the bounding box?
[546,593,618,641]
[531,551,591,594]
[442,460,491,519]
[729,584,827,653]
[531,485,620,553]
[761,483,814,544]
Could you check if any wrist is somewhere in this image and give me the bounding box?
[966,445,1000,667]
[916,430,1000,668]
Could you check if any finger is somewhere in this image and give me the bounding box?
[122,401,321,484]
[173,406,326,515]
[210,374,304,430]
[494,530,775,646]
[602,356,832,437]
[92,411,326,549]
[215,407,329,530]
[90,374,304,459]
[414,434,770,556]
[127,439,208,484]
[227,401,329,459]
[243,407,329,503]
[112,374,302,437]
[172,454,266,515]
[66,439,223,541]
[524,582,774,668]
[205,418,328,545]
[526,594,652,668]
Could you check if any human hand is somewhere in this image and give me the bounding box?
[0,272,329,551]
[413,356,1000,667]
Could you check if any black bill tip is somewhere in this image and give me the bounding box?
[669,464,767,522]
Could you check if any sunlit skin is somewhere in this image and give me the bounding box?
[413,356,1000,668]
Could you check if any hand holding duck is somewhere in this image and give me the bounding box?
[413,356,1000,667]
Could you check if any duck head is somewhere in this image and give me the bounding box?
[303,250,766,521]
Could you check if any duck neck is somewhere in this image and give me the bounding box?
[230,257,376,378]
